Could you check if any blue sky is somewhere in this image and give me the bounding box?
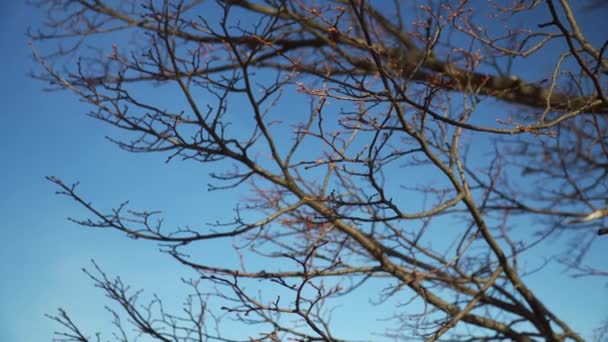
[0,3,234,340]
[0,1,607,341]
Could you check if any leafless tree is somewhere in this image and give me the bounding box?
[29,0,607,341]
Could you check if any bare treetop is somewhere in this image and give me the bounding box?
[30,0,607,341]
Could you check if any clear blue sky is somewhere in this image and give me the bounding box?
[0,1,606,341]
